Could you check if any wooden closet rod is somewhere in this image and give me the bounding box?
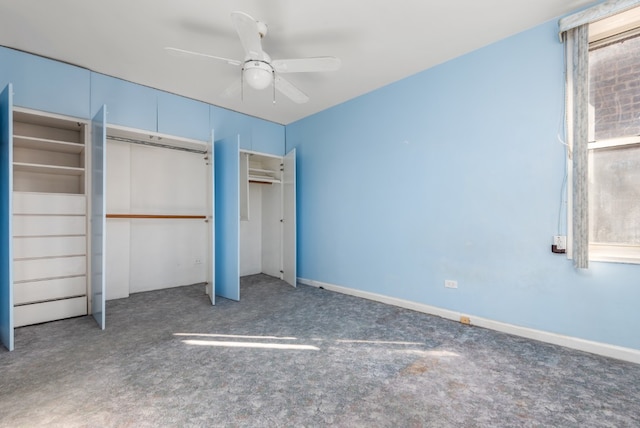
[106,214,207,219]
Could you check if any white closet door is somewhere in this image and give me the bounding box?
[283,148,297,287]
[239,152,249,221]
[0,84,14,351]
[91,106,106,329]
[206,132,215,305]
[214,136,240,301]
[260,182,281,277]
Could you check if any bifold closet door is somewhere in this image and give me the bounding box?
[206,131,215,305]
[214,136,240,301]
[91,106,106,329]
[0,84,14,351]
[283,149,297,287]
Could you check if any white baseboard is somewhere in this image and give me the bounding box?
[298,277,640,365]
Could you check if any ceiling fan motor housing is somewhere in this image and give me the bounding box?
[243,60,274,90]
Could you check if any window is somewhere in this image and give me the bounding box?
[587,8,640,263]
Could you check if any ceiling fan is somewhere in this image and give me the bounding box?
[166,11,341,104]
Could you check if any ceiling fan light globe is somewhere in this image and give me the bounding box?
[244,62,273,90]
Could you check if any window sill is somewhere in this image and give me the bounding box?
[589,244,640,265]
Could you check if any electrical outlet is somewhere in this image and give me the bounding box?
[553,235,567,250]
[444,280,458,289]
[552,235,567,254]
[195,259,202,264]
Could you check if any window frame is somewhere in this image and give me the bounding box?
[564,5,640,266]
[588,135,640,264]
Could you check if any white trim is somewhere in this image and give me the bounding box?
[298,277,640,365]
[298,277,461,321]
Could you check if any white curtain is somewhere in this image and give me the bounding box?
[566,25,589,269]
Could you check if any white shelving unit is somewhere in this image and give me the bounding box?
[247,161,281,184]
[239,150,296,285]
[11,109,89,327]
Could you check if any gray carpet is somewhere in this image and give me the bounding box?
[1,274,639,427]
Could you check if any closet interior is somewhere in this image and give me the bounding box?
[239,149,296,286]
[12,108,90,327]
[104,126,213,302]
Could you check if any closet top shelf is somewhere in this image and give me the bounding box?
[14,109,85,131]
[248,166,281,184]
[249,176,281,184]
[14,135,84,154]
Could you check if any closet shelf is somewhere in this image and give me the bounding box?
[14,135,84,154]
[249,167,278,174]
[13,162,84,176]
[248,175,280,184]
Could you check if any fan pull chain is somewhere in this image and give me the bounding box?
[241,66,244,102]
[272,71,276,104]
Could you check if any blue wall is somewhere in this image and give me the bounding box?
[286,19,640,351]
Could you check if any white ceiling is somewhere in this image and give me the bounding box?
[0,0,594,125]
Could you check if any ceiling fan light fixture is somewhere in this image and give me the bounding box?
[243,61,273,90]
[169,11,337,104]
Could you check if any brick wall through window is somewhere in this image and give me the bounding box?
[589,33,640,141]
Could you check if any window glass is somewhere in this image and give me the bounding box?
[589,33,640,140]
[590,144,640,244]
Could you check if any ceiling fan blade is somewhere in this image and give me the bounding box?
[275,76,309,104]
[272,57,341,73]
[230,11,265,60]
[220,79,242,98]
[165,47,241,66]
